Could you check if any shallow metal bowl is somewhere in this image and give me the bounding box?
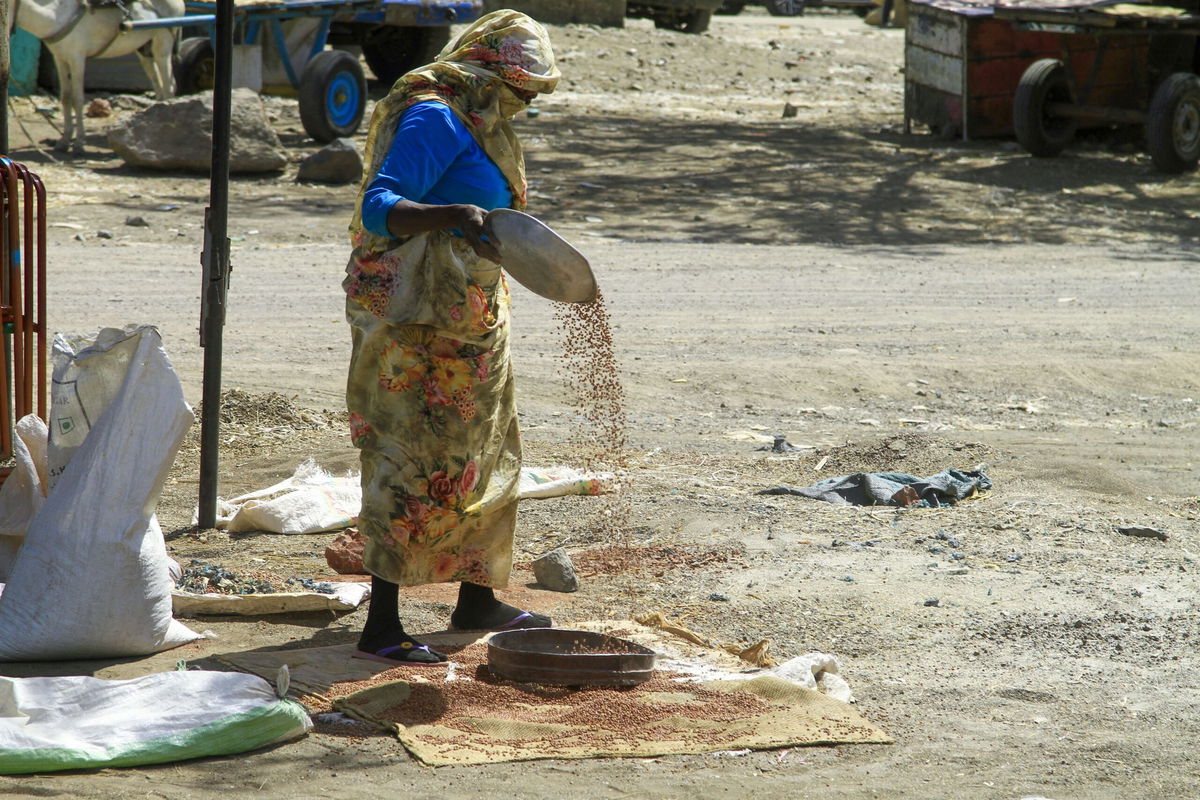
[487,628,657,687]
[484,209,597,304]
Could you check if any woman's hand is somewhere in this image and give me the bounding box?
[384,200,502,263]
[454,205,503,264]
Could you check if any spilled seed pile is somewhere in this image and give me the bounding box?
[553,289,630,540]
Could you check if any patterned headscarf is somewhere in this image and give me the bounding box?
[350,10,559,254]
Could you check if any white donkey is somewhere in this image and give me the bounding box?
[11,0,185,152]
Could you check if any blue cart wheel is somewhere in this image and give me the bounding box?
[299,50,367,143]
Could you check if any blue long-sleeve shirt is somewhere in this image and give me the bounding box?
[361,101,512,238]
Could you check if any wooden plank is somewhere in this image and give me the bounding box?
[906,45,964,95]
[907,7,963,56]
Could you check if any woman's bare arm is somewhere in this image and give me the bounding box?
[386,200,502,263]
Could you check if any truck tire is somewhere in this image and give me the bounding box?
[299,49,367,143]
[362,26,451,85]
[653,9,712,33]
[175,37,215,95]
[766,0,805,15]
[1146,72,1200,174]
[684,9,713,32]
[1013,59,1076,157]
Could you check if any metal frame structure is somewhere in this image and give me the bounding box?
[0,158,48,481]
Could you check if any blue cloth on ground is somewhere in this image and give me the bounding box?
[757,469,991,508]
[361,101,512,237]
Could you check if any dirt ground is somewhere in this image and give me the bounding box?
[1,7,1199,799]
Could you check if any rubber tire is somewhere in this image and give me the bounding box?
[1146,72,1200,174]
[299,50,367,143]
[716,1,746,14]
[1013,59,1077,157]
[766,0,805,15]
[362,26,451,85]
[653,9,712,33]
[175,37,215,95]
[683,9,713,32]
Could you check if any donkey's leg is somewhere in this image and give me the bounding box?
[137,32,175,100]
[51,50,87,153]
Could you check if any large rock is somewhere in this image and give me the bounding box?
[297,138,363,184]
[107,88,288,173]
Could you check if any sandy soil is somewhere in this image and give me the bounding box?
[2,8,1199,799]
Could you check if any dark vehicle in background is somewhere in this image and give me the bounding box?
[717,0,873,16]
[627,0,726,33]
[718,0,804,15]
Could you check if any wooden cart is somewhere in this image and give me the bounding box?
[125,0,480,142]
[904,0,1200,172]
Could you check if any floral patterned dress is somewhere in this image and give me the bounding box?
[344,10,559,588]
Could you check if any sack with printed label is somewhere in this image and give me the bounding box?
[0,325,200,660]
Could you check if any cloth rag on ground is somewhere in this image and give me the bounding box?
[218,621,888,766]
[331,638,890,765]
[757,469,990,507]
[206,463,614,535]
[0,670,311,774]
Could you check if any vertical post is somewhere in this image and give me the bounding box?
[197,0,234,529]
[0,0,10,155]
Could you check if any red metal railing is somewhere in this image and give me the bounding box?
[0,158,48,480]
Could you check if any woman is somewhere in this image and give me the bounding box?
[344,10,559,666]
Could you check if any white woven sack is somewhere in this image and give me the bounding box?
[0,416,48,582]
[0,325,199,660]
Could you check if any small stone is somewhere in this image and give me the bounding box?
[325,527,366,574]
[296,138,363,184]
[124,215,149,227]
[923,598,940,607]
[708,592,730,602]
[96,230,113,239]
[532,548,578,593]
[781,102,799,119]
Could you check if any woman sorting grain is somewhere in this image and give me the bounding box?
[344,10,558,665]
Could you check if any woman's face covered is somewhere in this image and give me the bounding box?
[436,10,561,107]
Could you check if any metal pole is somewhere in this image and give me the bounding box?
[197,0,234,529]
[0,0,10,155]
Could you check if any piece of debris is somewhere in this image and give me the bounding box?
[1117,525,1167,542]
[923,598,940,607]
[755,434,809,453]
[532,547,579,592]
[325,527,366,574]
[708,592,730,602]
[125,215,149,227]
[96,230,113,239]
[85,98,112,118]
[782,102,799,119]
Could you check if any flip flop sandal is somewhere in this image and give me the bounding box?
[352,642,447,667]
[449,611,552,633]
